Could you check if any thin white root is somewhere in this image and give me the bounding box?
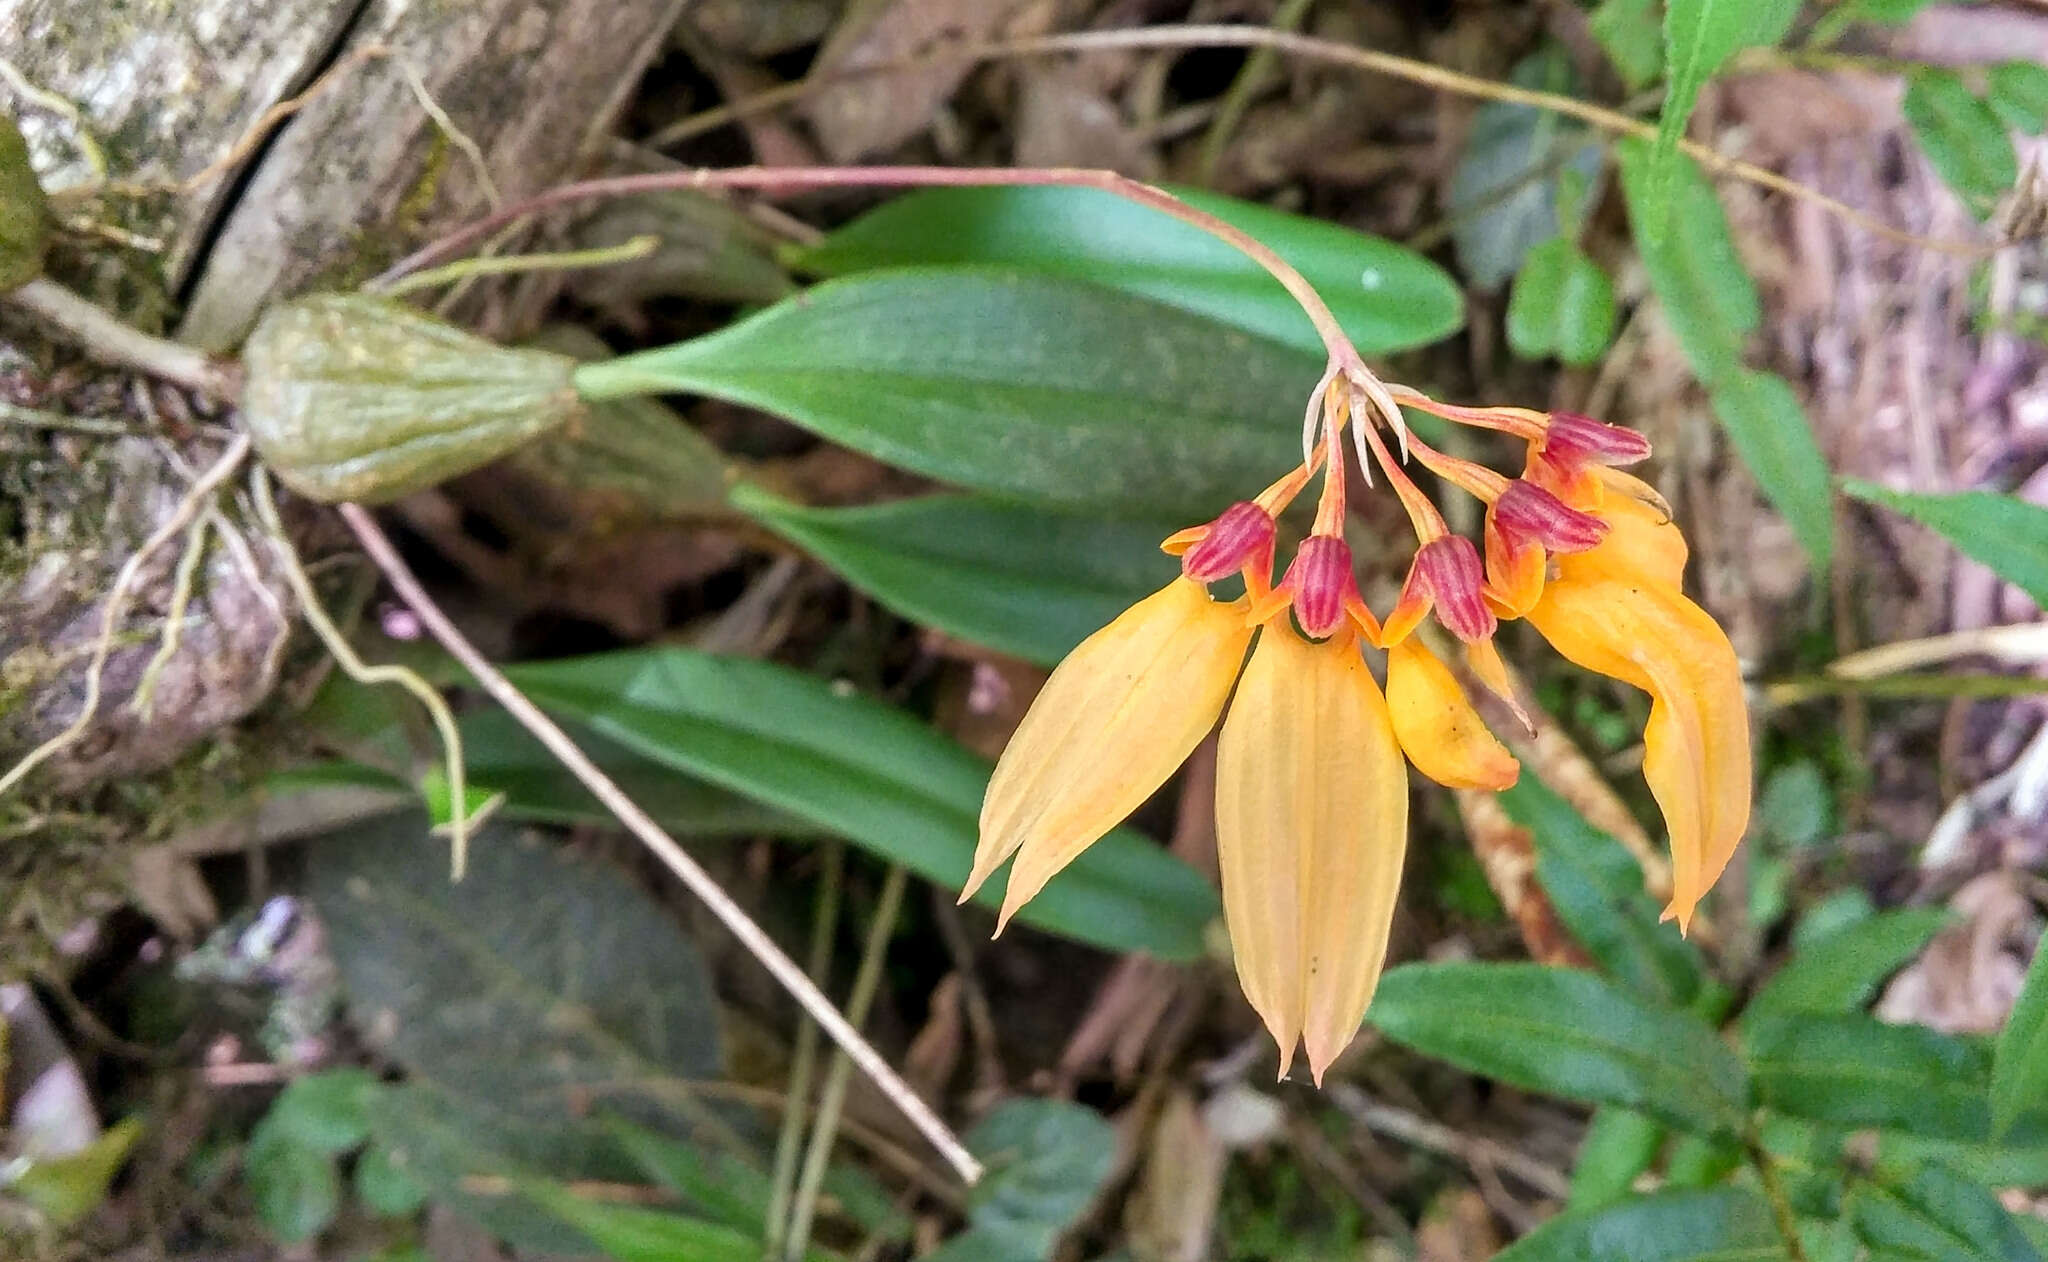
[0,434,252,798]
[130,513,211,719]
[250,468,474,878]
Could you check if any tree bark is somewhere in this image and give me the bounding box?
[7,0,688,344]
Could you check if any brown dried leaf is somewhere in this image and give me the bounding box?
[1011,64,1156,174]
[902,970,965,1102]
[1417,1186,1504,1262]
[1453,789,1595,970]
[1877,871,2042,1034]
[1123,1089,1226,1262]
[802,0,1021,161]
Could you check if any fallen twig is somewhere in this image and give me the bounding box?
[336,502,983,1186]
[645,25,2004,259]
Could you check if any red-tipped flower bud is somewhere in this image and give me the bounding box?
[1181,501,1277,582]
[1413,536,1495,643]
[1491,480,1609,554]
[1542,412,1652,469]
[1278,534,1359,639]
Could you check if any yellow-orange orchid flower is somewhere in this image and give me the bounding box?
[971,576,1252,929]
[1523,503,1750,933]
[1217,625,1407,1083]
[968,372,1753,1079]
[1384,637,1518,792]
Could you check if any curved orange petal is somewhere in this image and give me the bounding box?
[1526,572,1750,931]
[1216,630,1409,1083]
[973,578,1252,927]
[1385,638,1519,791]
[1581,488,1688,591]
[1483,515,1548,618]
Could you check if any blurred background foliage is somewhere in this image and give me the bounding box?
[5,0,2048,1259]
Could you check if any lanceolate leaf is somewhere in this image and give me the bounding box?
[1843,481,2048,612]
[732,483,1176,666]
[522,1180,770,1262]
[1618,140,1759,387]
[1993,939,2048,1137]
[1740,908,1951,1034]
[1903,69,2020,219]
[1850,1161,2045,1262]
[1506,236,1617,367]
[1494,1186,1785,1261]
[1570,1107,1668,1211]
[1708,369,1836,574]
[574,270,1318,519]
[1989,61,2048,136]
[1448,47,1603,290]
[1498,776,1707,1009]
[1589,0,1664,92]
[1746,1011,1994,1140]
[1369,962,1751,1136]
[504,648,1220,959]
[1649,0,1800,237]
[788,185,1463,357]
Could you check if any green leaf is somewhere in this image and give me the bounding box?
[297,673,803,839]
[1799,1218,1862,1262]
[1498,776,1707,1008]
[2020,1213,2048,1252]
[1507,237,1618,367]
[353,1142,428,1217]
[1994,936,2048,1137]
[575,270,1319,520]
[1742,909,1950,1033]
[1369,962,1751,1136]
[1903,69,2019,219]
[1842,482,2048,611]
[603,1117,770,1232]
[788,185,1463,358]
[504,648,1220,959]
[523,1179,767,1262]
[4,1118,142,1230]
[1663,1132,1744,1187]
[732,484,1176,666]
[938,1099,1118,1262]
[1649,0,1801,238]
[363,1083,651,1255]
[1757,760,1832,848]
[300,813,730,1250]
[1618,140,1758,387]
[1747,1012,1993,1140]
[1988,62,2048,136]
[1589,0,1665,91]
[246,1129,341,1244]
[302,814,726,1098]
[1851,1161,2044,1262]
[1707,368,1835,574]
[265,1069,379,1155]
[456,707,802,837]
[1829,0,1938,25]
[518,326,735,518]
[1495,1186,1786,1261]
[1448,47,1604,289]
[1570,1107,1667,1210]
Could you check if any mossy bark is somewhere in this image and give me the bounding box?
[1,0,687,956]
[6,0,689,343]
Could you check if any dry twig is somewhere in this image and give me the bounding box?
[335,503,983,1186]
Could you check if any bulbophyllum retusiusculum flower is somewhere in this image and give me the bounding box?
[963,369,1752,1081]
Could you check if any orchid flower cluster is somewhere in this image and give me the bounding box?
[961,360,1752,1084]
